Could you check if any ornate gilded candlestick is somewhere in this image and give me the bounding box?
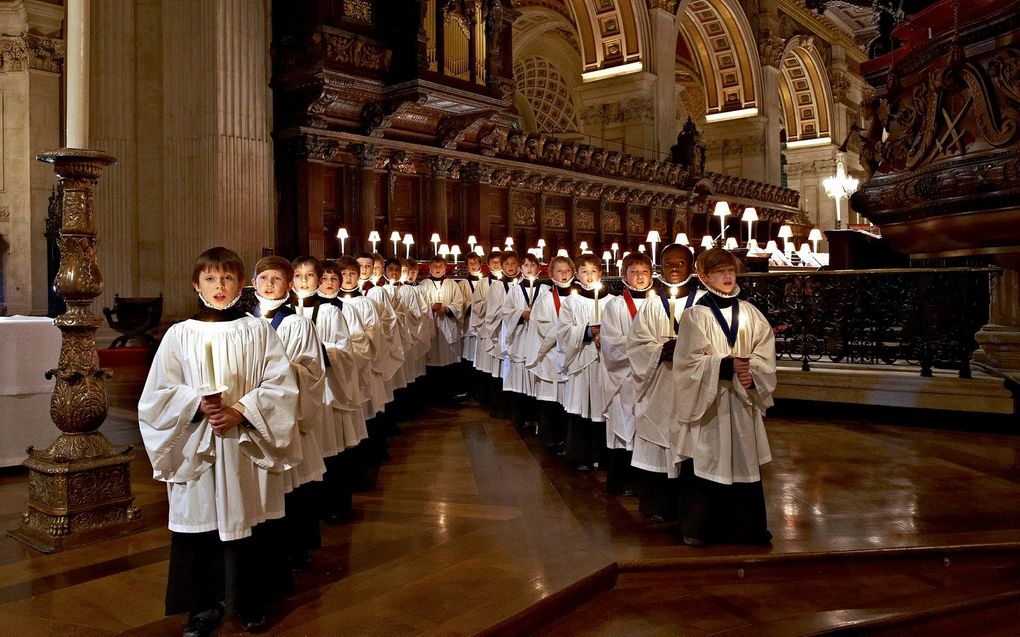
[8,149,143,552]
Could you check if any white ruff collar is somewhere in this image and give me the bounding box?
[254,292,288,315]
[703,283,741,299]
[318,290,339,300]
[295,288,318,299]
[577,280,602,292]
[197,291,241,310]
[554,278,574,290]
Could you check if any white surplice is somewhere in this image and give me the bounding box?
[470,275,499,375]
[556,288,615,420]
[524,285,567,403]
[599,290,646,450]
[481,276,516,379]
[672,297,776,484]
[138,316,300,541]
[457,275,482,362]
[395,283,429,380]
[628,285,704,476]
[340,289,388,417]
[501,279,546,395]
[261,312,328,492]
[421,277,466,367]
[295,299,366,451]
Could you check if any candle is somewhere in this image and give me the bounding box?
[66,0,89,148]
[593,282,601,323]
[735,312,750,357]
[669,287,677,327]
[204,340,217,389]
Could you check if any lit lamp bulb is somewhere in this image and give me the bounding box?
[637,244,646,254]
[646,230,661,266]
[724,237,739,250]
[556,248,568,258]
[701,235,714,249]
[578,241,589,254]
[402,232,414,259]
[777,225,794,252]
[741,207,758,246]
[368,230,381,254]
[601,250,612,272]
[536,238,546,261]
[675,233,689,246]
[491,245,501,254]
[337,227,349,255]
[439,243,450,259]
[765,240,779,254]
[505,236,514,248]
[430,232,441,256]
[467,235,477,253]
[474,245,485,257]
[713,201,731,241]
[747,238,761,253]
[390,230,401,256]
[450,244,461,264]
[808,228,824,254]
[610,242,620,261]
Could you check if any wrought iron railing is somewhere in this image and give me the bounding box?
[737,268,997,377]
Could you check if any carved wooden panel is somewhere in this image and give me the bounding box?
[509,190,539,228]
[602,209,621,234]
[627,209,645,235]
[575,199,597,232]
[490,189,506,224]
[446,180,461,239]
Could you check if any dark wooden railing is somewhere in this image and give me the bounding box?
[737,268,997,377]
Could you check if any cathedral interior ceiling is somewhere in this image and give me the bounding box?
[780,43,831,142]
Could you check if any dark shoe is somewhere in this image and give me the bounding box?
[683,535,707,546]
[183,604,224,637]
[241,613,267,633]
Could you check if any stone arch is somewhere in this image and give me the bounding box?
[675,0,761,116]
[779,37,832,142]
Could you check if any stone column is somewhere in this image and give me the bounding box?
[575,73,657,159]
[648,1,678,158]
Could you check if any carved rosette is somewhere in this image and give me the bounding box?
[9,149,143,553]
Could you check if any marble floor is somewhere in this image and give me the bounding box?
[0,360,1017,635]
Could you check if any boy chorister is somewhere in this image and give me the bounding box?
[138,247,300,635]
[472,252,504,409]
[421,255,466,399]
[401,258,431,386]
[501,252,546,429]
[525,255,574,451]
[556,253,614,472]
[483,251,521,411]
[673,247,776,546]
[599,252,653,495]
[251,256,327,571]
[627,244,703,520]
[292,256,364,522]
[457,253,485,367]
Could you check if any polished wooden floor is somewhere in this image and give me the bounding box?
[1,358,1018,635]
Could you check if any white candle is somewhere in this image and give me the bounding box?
[66,0,90,148]
[204,340,216,389]
[735,312,750,357]
[593,282,601,323]
[669,287,677,327]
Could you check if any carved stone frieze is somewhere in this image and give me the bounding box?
[580,98,654,126]
[0,34,64,73]
[460,161,494,184]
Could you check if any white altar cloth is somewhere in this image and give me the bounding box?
[0,316,62,466]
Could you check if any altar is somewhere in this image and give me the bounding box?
[0,316,62,467]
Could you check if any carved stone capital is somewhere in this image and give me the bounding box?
[429,155,456,179]
[349,143,387,170]
[758,29,786,68]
